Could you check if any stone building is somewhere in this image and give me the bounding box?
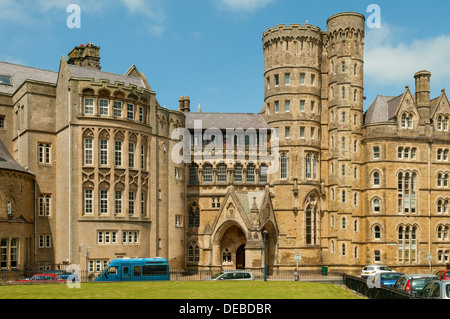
[0,12,449,275]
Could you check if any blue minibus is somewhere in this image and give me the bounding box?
[94,257,170,282]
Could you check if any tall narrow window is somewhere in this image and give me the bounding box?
[305,153,312,179]
[247,164,255,183]
[127,104,135,120]
[234,164,243,182]
[129,142,135,169]
[99,140,108,166]
[114,141,122,167]
[84,139,93,165]
[305,204,318,245]
[203,164,213,183]
[189,203,200,228]
[84,189,93,214]
[217,164,227,183]
[115,190,122,215]
[100,190,108,214]
[280,153,288,179]
[141,144,146,170]
[129,191,135,215]
[141,192,146,216]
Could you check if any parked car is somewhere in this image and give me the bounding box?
[435,270,450,280]
[207,270,254,281]
[361,265,394,279]
[372,272,405,287]
[419,280,450,299]
[14,273,66,283]
[42,270,76,281]
[393,274,439,295]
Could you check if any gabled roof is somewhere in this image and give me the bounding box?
[67,64,146,89]
[184,112,272,130]
[0,139,33,175]
[0,61,57,95]
[364,95,398,124]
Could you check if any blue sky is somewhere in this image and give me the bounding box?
[1,0,449,113]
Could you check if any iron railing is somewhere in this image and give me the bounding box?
[343,274,419,299]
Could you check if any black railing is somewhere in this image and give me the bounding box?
[343,274,419,299]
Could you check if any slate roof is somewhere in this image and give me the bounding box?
[67,64,146,89]
[364,95,403,124]
[0,139,33,175]
[0,61,58,95]
[184,112,272,130]
[234,190,265,217]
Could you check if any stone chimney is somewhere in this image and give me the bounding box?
[68,43,101,70]
[414,70,431,120]
[178,96,190,112]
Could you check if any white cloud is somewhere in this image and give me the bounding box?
[365,22,450,90]
[217,0,274,12]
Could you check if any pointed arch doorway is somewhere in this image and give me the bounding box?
[236,244,246,269]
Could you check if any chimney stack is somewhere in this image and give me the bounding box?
[178,96,190,112]
[68,43,101,70]
[414,70,431,121]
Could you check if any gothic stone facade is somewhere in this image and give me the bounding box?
[0,13,449,275]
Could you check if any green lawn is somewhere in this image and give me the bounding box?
[0,281,361,299]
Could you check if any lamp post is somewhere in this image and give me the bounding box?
[263,230,268,282]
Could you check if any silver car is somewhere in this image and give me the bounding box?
[208,270,255,281]
[420,280,450,299]
[393,274,439,295]
[361,265,394,279]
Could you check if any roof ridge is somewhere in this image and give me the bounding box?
[0,61,57,74]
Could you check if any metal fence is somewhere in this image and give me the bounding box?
[0,268,343,284]
[343,274,418,299]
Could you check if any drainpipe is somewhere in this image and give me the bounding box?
[428,141,431,272]
[68,84,72,264]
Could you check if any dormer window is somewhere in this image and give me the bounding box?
[0,75,12,86]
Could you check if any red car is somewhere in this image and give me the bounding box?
[436,270,450,280]
[14,273,66,283]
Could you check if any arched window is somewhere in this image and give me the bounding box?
[373,198,381,213]
[374,225,381,239]
[305,203,318,246]
[373,171,380,186]
[438,116,443,130]
[401,113,407,128]
[305,153,312,179]
[6,199,12,217]
[438,173,443,187]
[280,153,288,179]
[188,242,199,263]
[189,203,200,228]
[234,164,243,182]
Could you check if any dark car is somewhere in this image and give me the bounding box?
[393,274,439,295]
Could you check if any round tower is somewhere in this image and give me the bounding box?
[325,12,365,268]
[262,23,324,264]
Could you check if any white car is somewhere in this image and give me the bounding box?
[361,265,394,279]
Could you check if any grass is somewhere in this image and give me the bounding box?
[0,281,361,299]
